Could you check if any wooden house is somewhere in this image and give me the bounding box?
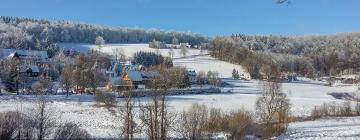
[107,70,162,91]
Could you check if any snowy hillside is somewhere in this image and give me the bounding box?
[58,43,244,77]
[57,43,358,116]
[58,43,205,59]
[1,43,358,138]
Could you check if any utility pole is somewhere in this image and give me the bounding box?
[16,66,20,95]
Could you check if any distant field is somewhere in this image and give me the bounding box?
[58,43,205,59]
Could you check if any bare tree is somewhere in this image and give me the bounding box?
[139,68,174,140]
[255,80,291,138]
[197,71,206,88]
[120,91,137,140]
[172,37,179,44]
[177,103,208,140]
[32,76,53,95]
[355,87,360,116]
[207,71,220,87]
[60,65,73,96]
[31,95,55,140]
[113,48,127,62]
[85,69,106,94]
[180,46,188,57]
[0,111,19,139]
[0,58,21,93]
[168,48,175,59]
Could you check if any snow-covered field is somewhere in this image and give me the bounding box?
[278,116,360,140]
[58,43,205,59]
[1,43,359,138]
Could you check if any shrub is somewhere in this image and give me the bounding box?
[132,51,164,67]
[178,103,208,140]
[0,111,37,139]
[255,81,291,138]
[0,111,19,139]
[224,110,254,140]
[54,123,91,140]
[95,91,116,108]
[310,101,355,119]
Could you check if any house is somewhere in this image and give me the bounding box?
[107,69,163,91]
[0,49,48,63]
[107,77,124,91]
[165,44,181,49]
[180,43,191,48]
[281,73,298,82]
[107,70,144,91]
[0,49,49,78]
[186,69,197,84]
[19,65,40,77]
[241,72,252,81]
[122,70,144,89]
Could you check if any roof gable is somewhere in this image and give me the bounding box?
[123,70,143,81]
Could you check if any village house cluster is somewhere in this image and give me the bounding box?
[0,47,204,95]
[105,61,198,92]
[0,48,49,77]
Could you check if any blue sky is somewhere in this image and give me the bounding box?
[1,0,359,36]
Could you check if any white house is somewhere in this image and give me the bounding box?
[186,69,197,84]
[241,72,251,81]
[180,43,191,48]
[0,49,49,63]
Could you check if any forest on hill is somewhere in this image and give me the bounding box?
[209,33,360,78]
[1,16,360,78]
[0,16,208,51]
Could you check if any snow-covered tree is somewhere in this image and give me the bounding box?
[95,36,105,52]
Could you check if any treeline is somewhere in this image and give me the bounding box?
[0,96,91,140]
[209,33,360,78]
[105,74,290,139]
[0,16,208,50]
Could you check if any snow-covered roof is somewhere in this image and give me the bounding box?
[126,70,143,81]
[0,49,48,61]
[109,77,122,86]
[141,71,161,79]
[29,65,40,73]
